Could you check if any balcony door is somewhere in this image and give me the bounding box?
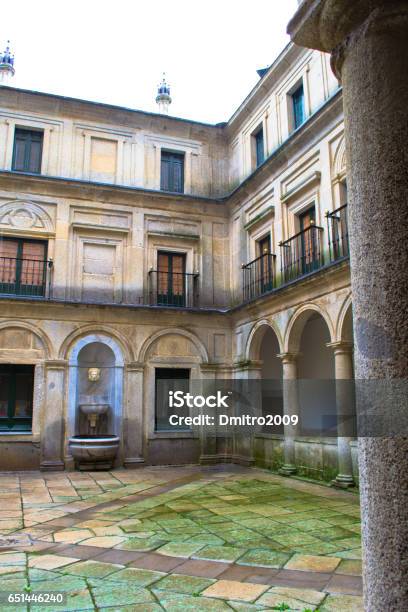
[299,206,318,274]
[157,252,186,307]
[0,238,47,296]
[257,235,273,293]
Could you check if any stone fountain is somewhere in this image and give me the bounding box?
[68,364,119,470]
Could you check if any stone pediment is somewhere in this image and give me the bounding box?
[0,200,54,233]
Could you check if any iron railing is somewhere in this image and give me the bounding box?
[242,252,275,302]
[148,270,199,307]
[0,257,53,297]
[279,224,324,283]
[326,204,349,261]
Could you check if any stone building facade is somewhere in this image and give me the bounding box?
[0,42,355,482]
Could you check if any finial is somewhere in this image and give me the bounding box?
[0,40,15,85]
[156,72,172,114]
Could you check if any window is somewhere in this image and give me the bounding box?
[12,128,43,174]
[157,251,186,306]
[155,368,190,431]
[292,83,305,130]
[254,127,264,167]
[0,365,34,431]
[160,151,184,193]
[0,238,48,297]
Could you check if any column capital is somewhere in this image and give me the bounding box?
[125,361,144,372]
[288,1,408,76]
[277,352,300,364]
[44,359,67,370]
[233,360,263,372]
[326,341,353,354]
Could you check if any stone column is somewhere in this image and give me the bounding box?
[199,364,219,464]
[278,353,299,476]
[123,362,145,468]
[328,341,355,487]
[288,2,408,610]
[232,361,262,467]
[40,359,66,471]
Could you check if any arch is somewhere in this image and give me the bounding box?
[59,324,133,363]
[284,303,335,353]
[245,319,284,361]
[333,135,346,178]
[138,328,209,364]
[336,294,353,343]
[66,333,125,439]
[0,320,53,359]
[0,200,54,233]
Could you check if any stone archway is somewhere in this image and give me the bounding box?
[66,334,125,445]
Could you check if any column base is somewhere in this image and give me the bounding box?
[124,457,145,469]
[232,454,255,467]
[40,460,65,472]
[200,454,230,465]
[279,464,297,476]
[331,473,355,488]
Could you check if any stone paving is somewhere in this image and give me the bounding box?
[0,466,363,611]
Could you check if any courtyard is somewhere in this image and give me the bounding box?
[0,466,362,611]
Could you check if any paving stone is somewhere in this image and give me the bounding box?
[156,541,204,558]
[176,559,231,578]
[91,581,155,607]
[257,586,326,609]
[108,566,165,585]
[153,572,214,594]
[130,552,184,572]
[53,529,94,543]
[320,594,364,611]
[201,579,269,602]
[28,554,79,570]
[324,574,363,595]
[335,559,362,576]
[79,535,126,548]
[193,545,246,563]
[155,592,231,610]
[237,548,291,568]
[61,560,123,578]
[284,554,341,573]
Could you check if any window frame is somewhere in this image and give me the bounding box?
[0,364,34,431]
[12,127,44,174]
[0,236,48,297]
[253,126,265,168]
[291,82,306,131]
[154,367,191,432]
[160,149,185,194]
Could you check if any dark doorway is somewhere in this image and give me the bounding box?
[0,364,34,431]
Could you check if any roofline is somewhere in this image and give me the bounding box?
[0,169,226,205]
[226,42,302,127]
[0,87,342,206]
[0,85,227,129]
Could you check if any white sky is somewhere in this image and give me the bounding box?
[4,0,299,124]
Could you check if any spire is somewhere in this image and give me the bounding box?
[156,73,172,115]
[0,41,15,85]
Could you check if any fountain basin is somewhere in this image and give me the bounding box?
[68,435,120,470]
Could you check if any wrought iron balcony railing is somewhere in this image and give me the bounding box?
[279,224,324,284]
[0,257,53,298]
[242,252,276,302]
[326,204,349,261]
[148,270,199,308]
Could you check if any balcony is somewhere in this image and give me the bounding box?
[148,270,199,308]
[242,252,276,302]
[326,204,349,261]
[279,224,324,283]
[0,257,53,298]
